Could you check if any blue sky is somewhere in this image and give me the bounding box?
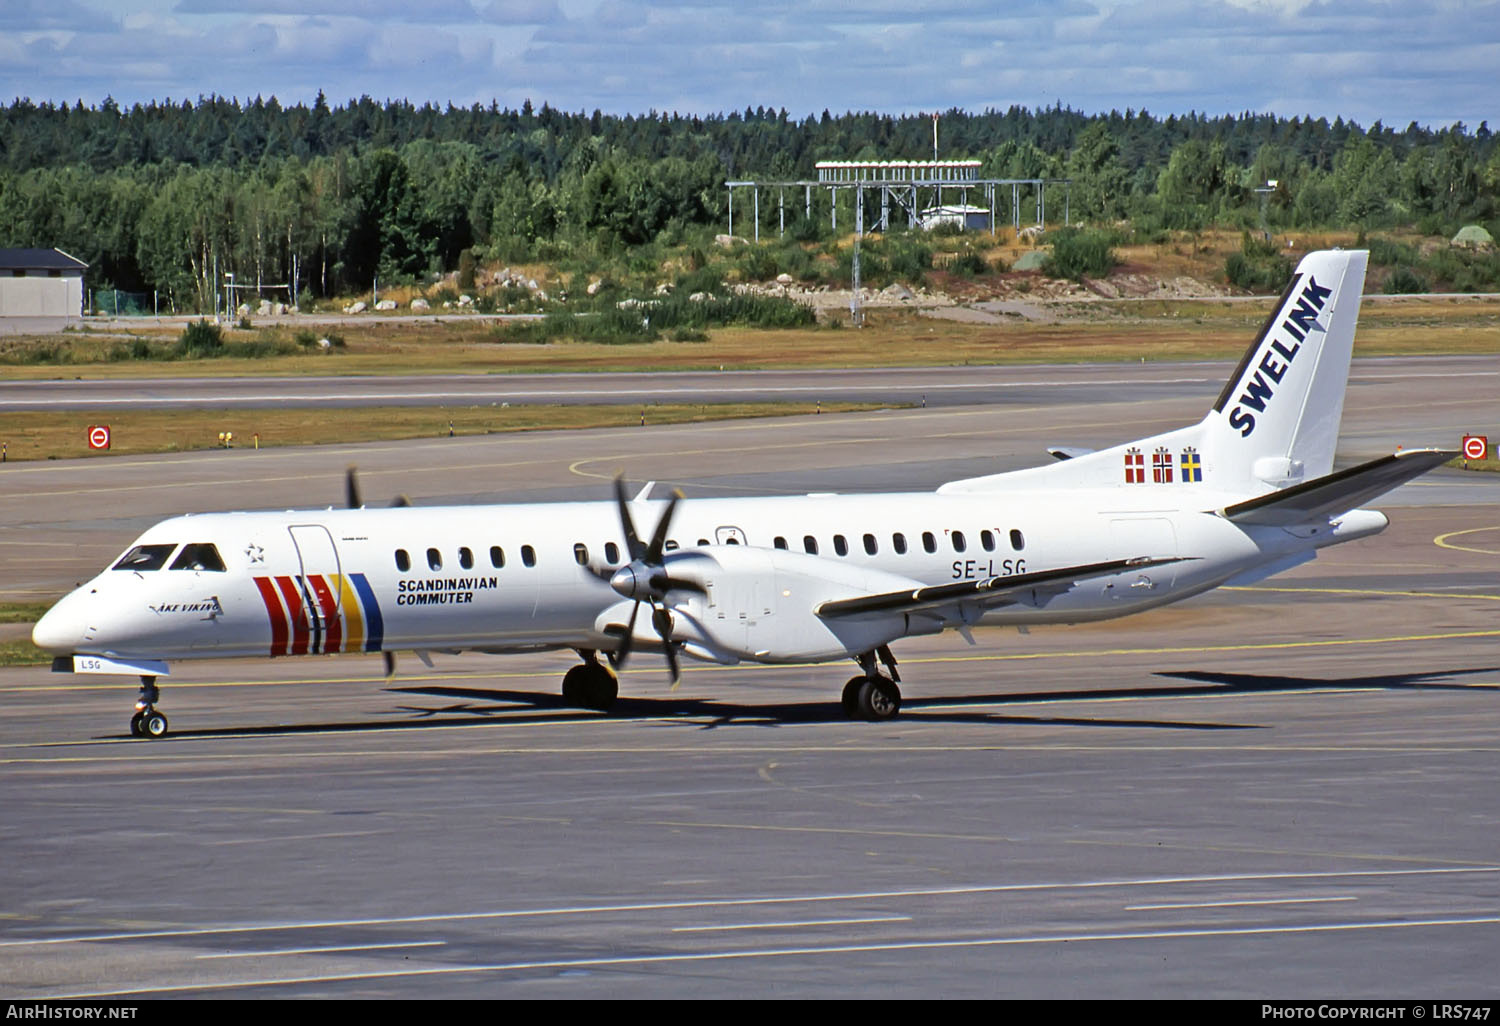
[2,0,1496,130]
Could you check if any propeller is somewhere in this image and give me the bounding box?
[603,476,704,685]
[346,465,410,509]
[346,465,408,678]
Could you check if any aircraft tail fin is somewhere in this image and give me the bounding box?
[938,249,1369,497]
[1198,248,1369,492]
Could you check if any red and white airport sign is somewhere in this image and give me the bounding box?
[87,425,111,450]
[1463,434,1489,460]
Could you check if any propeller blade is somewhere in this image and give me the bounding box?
[614,601,640,671]
[382,650,396,679]
[346,466,363,509]
[645,489,683,564]
[614,476,646,561]
[649,603,681,685]
[665,640,681,688]
[649,572,707,595]
[581,562,614,584]
[390,494,412,508]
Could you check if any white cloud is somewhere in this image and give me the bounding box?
[0,0,1492,128]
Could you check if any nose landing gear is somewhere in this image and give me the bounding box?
[842,648,903,721]
[128,675,169,739]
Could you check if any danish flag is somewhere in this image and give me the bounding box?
[1124,447,1145,484]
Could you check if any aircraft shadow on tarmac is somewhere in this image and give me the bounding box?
[93,665,1498,741]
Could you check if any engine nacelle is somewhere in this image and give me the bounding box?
[602,546,933,665]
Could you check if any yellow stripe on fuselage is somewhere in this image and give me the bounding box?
[336,574,365,653]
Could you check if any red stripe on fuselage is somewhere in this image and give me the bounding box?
[307,575,342,654]
[274,575,311,655]
[253,576,289,656]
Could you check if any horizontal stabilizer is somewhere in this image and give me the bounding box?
[816,556,1185,620]
[1047,446,1095,461]
[1219,448,1455,527]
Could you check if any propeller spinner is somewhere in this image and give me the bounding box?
[604,477,703,684]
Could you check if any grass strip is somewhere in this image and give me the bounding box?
[0,402,893,462]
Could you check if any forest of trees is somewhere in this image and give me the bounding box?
[2,94,1497,310]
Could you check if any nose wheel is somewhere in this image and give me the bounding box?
[842,649,902,721]
[129,676,169,739]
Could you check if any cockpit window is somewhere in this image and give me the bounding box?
[113,543,177,571]
[170,543,227,572]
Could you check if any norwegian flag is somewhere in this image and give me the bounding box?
[1153,447,1174,483]
[1123,447,1145,484]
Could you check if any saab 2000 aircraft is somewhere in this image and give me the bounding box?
[33,249,1455,737]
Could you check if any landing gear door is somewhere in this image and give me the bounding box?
[1107,517,1179,600]
[288,524,343,640]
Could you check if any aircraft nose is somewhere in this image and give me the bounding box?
[32,595,86,654]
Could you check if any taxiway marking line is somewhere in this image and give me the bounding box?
[6,866,1495,950]
[6,625,1497,700]
[1124,896,1358,911]
[1225,584,1500,601]
[196,940,446,959]
[0,377,1220,409]
[671,916,911,933]
[1434,525,1500,556]
[36,914,1500,998]
[0,404,1156,496]
[912,628,1500,665]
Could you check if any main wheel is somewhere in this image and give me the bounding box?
[139,710,169,739]
[580,664,618,712]
[561,664,588,706]
[856,677,901,721]
[841,677,865,719]
[129,712,144,737]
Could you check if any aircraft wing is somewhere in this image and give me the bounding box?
[815,556,1184,620]
[1219,448,1456,527]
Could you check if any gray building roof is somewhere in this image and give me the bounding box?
[0,248,88,272]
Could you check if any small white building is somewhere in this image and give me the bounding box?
[919,205,991,232]
[0,248,88,332]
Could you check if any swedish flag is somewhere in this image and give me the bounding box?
[1181,449,1203,483]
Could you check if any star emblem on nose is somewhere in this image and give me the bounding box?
[245,543,265,564]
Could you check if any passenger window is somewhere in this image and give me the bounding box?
[664,540,680,551]
[114,543,177,571]
[605,542,620,564]
[833,535,848,556]
[725,537,739,545]
[803,536,818,555]
[951,531,966,553]
[1010,529,1025,551]
[922,531,936,554]
[459,546,474,570]
[981,530,996,552]
[773,536,788,550]
[396,549,411,572]
[574,543,590,566]
[489,545,505,568]
[698,538,710,546]
[521,545,536,567]
[863,533,878,555]
[427,547,442,571]
[169,543,226,572]
[893,533,907,555]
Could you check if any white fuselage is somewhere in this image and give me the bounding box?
[32,487,1384,670]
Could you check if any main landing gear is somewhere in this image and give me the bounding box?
[842,647,903,721]
[129,675,169,739]
[562,651,618,712]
